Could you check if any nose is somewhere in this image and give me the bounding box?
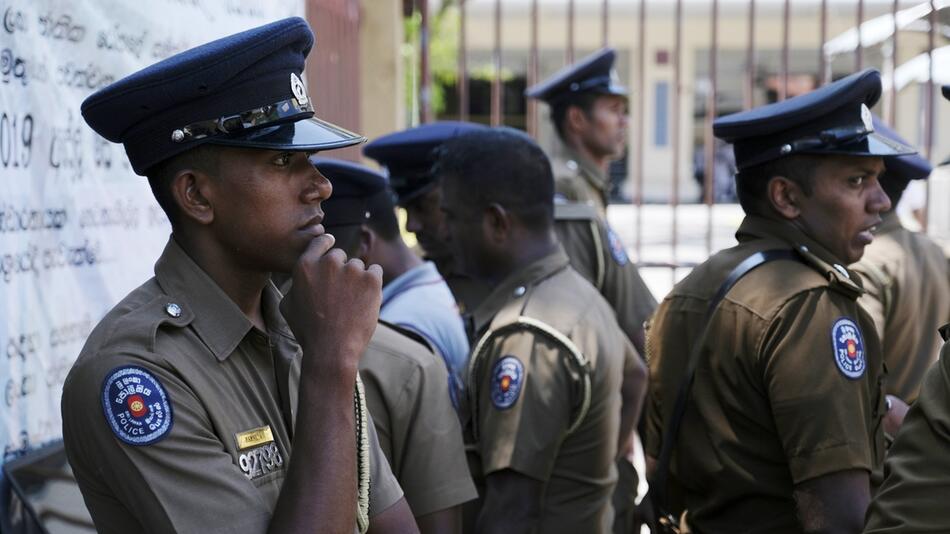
[868,176,891,215]
[303,166,332,204]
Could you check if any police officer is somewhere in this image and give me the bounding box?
[61,18,416,533]
[364,121,491,314]
[851,117,950,404]
[525,47,628,218]
[861,83,950,534]
[645,69,914,533]
[435,128,647,534]
[314,157,470,407]
[525,49,656,354]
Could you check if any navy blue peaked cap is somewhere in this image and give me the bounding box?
[312,157,389,228]
[525,48,627,103]
[714,69,915,171]
[363,121,488,204]
[82,17,364,176]
[871,116,932,183]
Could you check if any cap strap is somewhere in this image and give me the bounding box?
[171,96,314,143]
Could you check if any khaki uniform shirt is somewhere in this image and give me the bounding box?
[61,239,402,534]
[360,322,477,517]
[466,246,638,534]
[852,211,950,402]
[864,329,950,533]
[645,216,886,534]
[550,140,611,219]
[555,201,657,352]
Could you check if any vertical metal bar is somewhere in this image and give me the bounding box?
[491,0,502,126]
[567,0,575,64]
[888,0,898,124]
[602,0,609,47]
[744,0,755,110]
[781,0,790,101]
[704,0,719,256]
[635,0,646,259]
[856,0,865,71]
[419,0,432,123]
[459,0,469,122]
[819,0,828,85]
[923,0,936,232]
[672,0,682,284]
[528,0,540,137]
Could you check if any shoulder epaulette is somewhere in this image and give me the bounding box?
[377,319,436,355]
[793,244,864,299]
[554,201,598,221]
[108,294,194,354]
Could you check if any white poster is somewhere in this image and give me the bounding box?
[0,0,304,464]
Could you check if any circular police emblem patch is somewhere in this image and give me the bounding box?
[101,366,173,446]
[490,356,524,410]
[606,227,629,266]
[831,317,866,380]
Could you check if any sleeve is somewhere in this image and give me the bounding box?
[761,290,883,484]
[474,328,572,481]
[387,355,477,516]
[853,262,889,342]
[62,354,273,534]
[864,343,950,533]
[599,224,657,357]
[643,298,676,459]
[366,414,404,518]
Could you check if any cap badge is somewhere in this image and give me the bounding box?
[290,73,309,107]
[860,103,873,133]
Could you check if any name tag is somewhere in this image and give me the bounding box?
[235,425,274,450]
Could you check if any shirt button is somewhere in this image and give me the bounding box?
[165,303,182,318]
[513,286,526,298]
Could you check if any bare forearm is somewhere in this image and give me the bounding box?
[619,362,648,453]
[269,357,360,534]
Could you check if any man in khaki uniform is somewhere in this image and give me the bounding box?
[864,330,950,532]
[851,117,950,404]
[646,70,912,533]
[62,19,417,533]
[311,157,478,532]
[434,128,647,534]
[525,48,629,219]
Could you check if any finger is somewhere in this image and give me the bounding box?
[345,258,366,271]
[366,263,383,280]
[300,233,336,260]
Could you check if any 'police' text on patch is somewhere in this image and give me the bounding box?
[101,366,173,445]
[831,317,866,379]
[490,356,524,410]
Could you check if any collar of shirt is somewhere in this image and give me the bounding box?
[154,238,293,361]
[735,215,845,265]
[381,261,443,309]
[556,139,610,194]
[471,245,572,334]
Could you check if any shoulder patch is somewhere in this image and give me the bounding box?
[831,317,866,379]
[101,366,174,445]
[490,356,524,410]
[606,227,629,266]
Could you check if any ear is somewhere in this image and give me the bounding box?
[767,176,803,220]
[483,203,511,244]
[565,105,589,134]
[357,225,375,262]
[170,169,215,226]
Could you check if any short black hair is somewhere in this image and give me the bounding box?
[734,154,821,215]
[550,93,598,141]
[879,172,909,208]
[145,144,221,228]
[434,127,554,233]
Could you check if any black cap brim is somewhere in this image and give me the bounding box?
[207,116,365,152]
[797,131,916,159]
